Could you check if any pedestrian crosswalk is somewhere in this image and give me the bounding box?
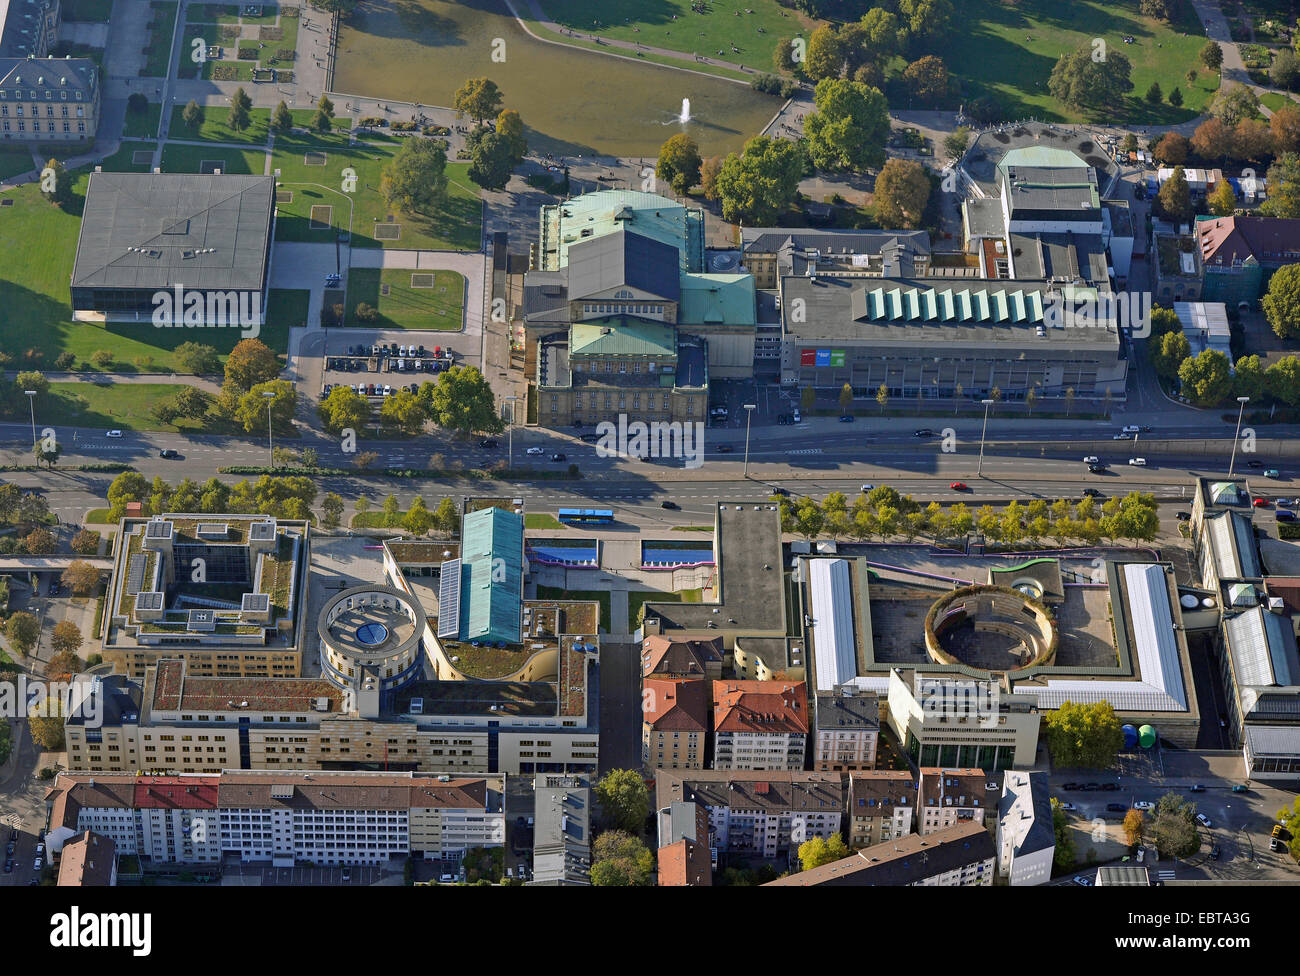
[2,814,24,830]
[1157,869,1175,881]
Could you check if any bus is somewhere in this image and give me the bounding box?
[557,508,614,525]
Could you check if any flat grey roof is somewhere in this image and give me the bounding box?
[71,173,275,293]
[1009,233,1109,284]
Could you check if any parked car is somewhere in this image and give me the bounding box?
[1196,813,1213,828]
[1106,803,1127,813]
[1246,460,1262,468]
[1232,784,1249,794]
[1265,468,1281,478]
[525,447,543,456]
[1133,801,1154,811]
[106,429,123,438]
[1278,498,1295,508]
[1100,783,1119,792]
[1278,510,1297,522]
[1082,488,1103,498]
[1175,511,1191,521]
[159,449,180,459]
[1073,875,1092,886]
[1058,802,1077,811]
[1062,782,1082,791]
[1128,457,1146,466]
[791,410,800,423]
[1253,497,1271,508]
[341,867,351,881]
[478,439,499,448]
[1081,783,1100,791]
[2,859,11,874]
[1210,844,1221,860]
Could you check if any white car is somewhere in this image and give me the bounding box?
[526,447,544,456]
[382,385,392,397]
[1083,456,1099,465]
[1072,875,1092,886]
[1121,425,1140,434]
[1133,801,1154,811]
[1113,432,1130,440]
[1129,457,1146,466]
[861,484,875,493]
[1197,814,1212,828]
[106,429,123,438]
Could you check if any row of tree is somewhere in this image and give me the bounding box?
[317,364,503,439]
[776,486,1161,546]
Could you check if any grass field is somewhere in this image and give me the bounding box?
[536,0,817,74]
[62,0,115,20]
[40,382,237,433]
[97,142,155,173]
[945,0,1220,124]
[160,142,267,175]
[343,269,464,330]
[169,107,352,147]
[123,101,163,139]
[272,145,481,250]
[524,513,563,530]
[179,9,300,81]
[141,2,179,78]
[267,289,310,331]
[1260,91,1298,113]
[536,585,610,632]
[0,150,34,181]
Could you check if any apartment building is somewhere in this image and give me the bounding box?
[655,770,843,859]
[764,820,995,887]
[0,56,99,145]
[846,771,916,848]
[56,831,117,887]
[918,767,995,836]
[641,635,724,680]
[711,680,808,771]
[886,669,1041,769]
[997,771,1055,886]
[812,689,878,771]
[642,677,709,770]
[657,799,712,887]
[45,771,503,867]
[531,774,590,885]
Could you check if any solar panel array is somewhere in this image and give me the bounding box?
[437,558,462,639]
[125,553,148,594]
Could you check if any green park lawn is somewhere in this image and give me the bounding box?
[160,141,267,175]
[38,382,238,433]
[97,142,155,173]
[141,2,179,78]
[61,0,115,20]
[271,144,481,251]
[343,269,465,330]
[168,107,352,147]
[524,513,563,530]
[1260,91,1297,113]
[0,150,34,181]
[944,0,1220,124]
[122,102,163,139]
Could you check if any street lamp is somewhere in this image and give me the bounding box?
[977,398,995,477]
[741,403,757,478]
[24,390,37,449]
[1227,392,1248,478]
[263,390,277,467]
[503,395,519,470]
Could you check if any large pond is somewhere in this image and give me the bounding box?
[333,0,780,158]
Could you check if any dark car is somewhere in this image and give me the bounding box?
[1087,464,1105,474]
[1082,488,1103,498]
[478,439,499,449]
[914,428,934,437]
[2,859,11,874]
[1189,784,1205,793]
[1063,782,1082,791]
[1081,783,1100,791]
[550,453,566,462]
[1247,460,1263,468]
[771,487,789,496]
[839,414,854,423]
[580,433,601,443]
[1106,803,1127,813]
[159,449,180,459]
[1210,844,1221,860]
[660,501,680,510]
[1100,783,1119,792]
[1175,511,1191,521]
[1278,510,1297,522]
[718,445,734,454]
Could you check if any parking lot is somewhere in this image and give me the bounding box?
[220,862,391,886]
[319,340,459,403]
[0,827,49,888]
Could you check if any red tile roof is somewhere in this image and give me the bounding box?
[643,677,709,731]
[657,837,713,886]
[711,680,808,734]
[641,635,724,677]
[1199,215,1300,268]
[134,776,220,809]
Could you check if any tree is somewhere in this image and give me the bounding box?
[1048,46,1133,115]
[1157,166,1193,223]
[311,94,333,133]
[594,769,649,835]
[874,158,931,229]
[235,379,295,435]
[1201,40,1223,70]
[321,492,344,530]
[318,385,371,434]
[23,527,56,555]
[62,560,101,595]
[1273,105,1300,155]
[1140,0,1176,20]
[381,389,427,435]
[224,338,280,393]
[432,497,460,536]
[466,126,516,191]
[419,366,503,438]
[174,341,221,375]
[1043,700,1124,768]
[1208,178,1237,216]
[1152,132,1189,165]
[1052,800,1077,871]
[1233,118,1274,163]
[800,385,815,410]
[1178,349,1233,406]
[590,830,653,886]
[381,137,449,215]
[839,383,854,412]
[1152,328,1190,381]
[876,383,889,413]
[453,77,504,124]
[773,35,799,74]
[715,136,806,225]
[50,620,83,659]
[3,612,39,656]
[182,99,204,130]
[943,126,971,162]
[70,529,100,555]
[1145,81,1163,105]
[1265,355,1300,404]
[903,55,948,102]
[40,158,72,205]
[404,496,434,536]
[1210,83,1260,128]
[897,0,954,50]
[1263,263,1300,339]
[1278,797,1300,862]
[270,99,293,135]
[1264,153,1300,219]
[1273,49,1300,90]
[1152,793,1201,859]
[1122,808,1146,848]
[803,24,843,81]
[656,133,702,196]
[1168,86,1183,108]
[228,86,252,131]
[28,715,64,751]
[496,108,527,162]
[309,0,357,14]
[798,833,850,871]
[805,78,890,173]
[699,155,723,201]
[1190,117,1234,164]
[1234,354,1265,400]
[353,450,378,470]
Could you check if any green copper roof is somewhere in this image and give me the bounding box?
[459,506,523,645]
[999,146,1088,171]
[539,189,705,273]
[571,317,677,358]
[678,273,756,327]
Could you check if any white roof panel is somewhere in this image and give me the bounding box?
[809,558,857,692]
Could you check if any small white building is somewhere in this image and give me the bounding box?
[997,770,1055,886]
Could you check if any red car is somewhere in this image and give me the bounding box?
[950,481,969,491]
[1253,497,1270,508]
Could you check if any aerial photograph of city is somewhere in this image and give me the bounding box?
[0,0,1294,950]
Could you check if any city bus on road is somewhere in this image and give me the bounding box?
[557,508,614,525]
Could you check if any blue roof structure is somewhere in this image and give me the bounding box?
[459,507,524,645]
